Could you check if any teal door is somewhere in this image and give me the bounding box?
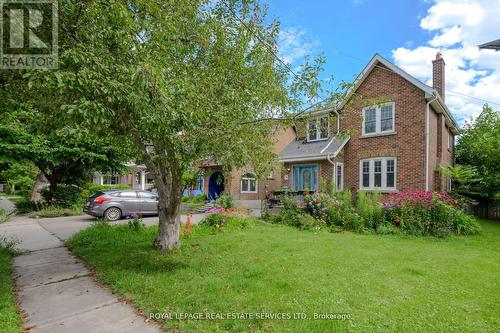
[292,164,318,191]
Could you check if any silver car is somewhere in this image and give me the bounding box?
[83,190,158,221]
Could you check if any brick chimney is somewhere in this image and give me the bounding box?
[432,52,445,100]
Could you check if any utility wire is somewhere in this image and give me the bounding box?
[330,48,500,107]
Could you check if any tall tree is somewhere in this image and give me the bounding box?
[455,104,500,198]
[24,0,322,250]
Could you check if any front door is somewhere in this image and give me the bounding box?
[208,172,224,201]
[292,164,318,192]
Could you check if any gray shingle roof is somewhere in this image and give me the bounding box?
[279,136,349,161]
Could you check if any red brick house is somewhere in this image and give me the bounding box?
[280,53,459,194]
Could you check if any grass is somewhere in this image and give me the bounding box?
[0,247,22,333]
[27,205,83,218]
[0,207,9,224]
[67,218,500,333]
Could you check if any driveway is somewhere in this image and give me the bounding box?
[0,213,207,333]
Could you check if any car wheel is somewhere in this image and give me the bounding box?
[104,207,121,221]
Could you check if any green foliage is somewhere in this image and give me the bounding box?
[455,104,500,198]
[27,206,82,218]
[200,213,250,231]
[356,191,384,229]
[182,194,207,203]
[384,197,480,237]
[319,177,328,193]
[0,162,38,195]
[215,193,234,209]
[42,184,82,208]
[0,246,23,333]
[128,215,145,232]
[0,208,8,224]
[14,0,326,249]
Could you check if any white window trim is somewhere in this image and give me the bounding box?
[307,116,329,142]
[361,102,396,137]
[334,162,344,191]
[240,173,258,193]
[359,157,397,191]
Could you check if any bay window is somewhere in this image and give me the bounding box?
[362,102,395,135]
[359,157,397,190]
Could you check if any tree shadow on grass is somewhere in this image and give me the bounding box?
[102,244,188,274]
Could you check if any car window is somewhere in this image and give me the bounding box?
[138,191,157,199]
[118,191,137,198]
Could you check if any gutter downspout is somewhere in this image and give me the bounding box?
[327,108,341,166]
[425,94,438,192]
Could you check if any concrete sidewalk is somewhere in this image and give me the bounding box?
[0,216,165,333]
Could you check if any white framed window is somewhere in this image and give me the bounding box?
[448,131,453,150]
[241,173,257,193]
[359,157,397,190]
[362,102,395,136]
[103,175,120,185]
[307,116,329,141]
[333,163,344,191]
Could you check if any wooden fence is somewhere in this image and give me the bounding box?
[465,199,500,220]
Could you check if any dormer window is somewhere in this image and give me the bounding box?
[362,102,395,136]
[307,116,329,141]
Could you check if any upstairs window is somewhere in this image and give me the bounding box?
[307,116,329,141]
[359,157,397,190]
[362,102,395,135]
[241,173,257,193]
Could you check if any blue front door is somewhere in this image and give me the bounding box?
[208,172,224,200]
[292,164,318,191]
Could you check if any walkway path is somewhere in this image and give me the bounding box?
[0,195,16,214]
[0,214,207,333]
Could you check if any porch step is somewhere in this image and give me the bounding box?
[196,202,216,213]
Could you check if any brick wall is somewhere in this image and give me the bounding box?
[341,63,427,193]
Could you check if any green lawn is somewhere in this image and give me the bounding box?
[67,219,500,333]
[0,248,22,333]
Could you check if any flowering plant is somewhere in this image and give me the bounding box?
[381,191,459,210]
[207,207,225,214]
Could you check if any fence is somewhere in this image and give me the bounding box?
[465,199,500,220]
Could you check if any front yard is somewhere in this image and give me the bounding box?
[0,247,23,333]
[67,218,499,332]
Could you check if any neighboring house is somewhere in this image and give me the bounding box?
[279,53,459,194]
[478,39,500,51]
[92,163,154,191]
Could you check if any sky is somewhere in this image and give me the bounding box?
[265,0,500,124]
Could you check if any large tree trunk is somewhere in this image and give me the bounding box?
[154,175,183,251]
[31,171,49,203]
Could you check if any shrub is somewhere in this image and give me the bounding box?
[382,192,479,237]
[201,213,226,227]
[375,223,400,235]
[215,193,234,209]
[28,206,81,218]
[200,213,250,230]
[356,191,384,229]
[42,184,82,208]
[128,214,144,231]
